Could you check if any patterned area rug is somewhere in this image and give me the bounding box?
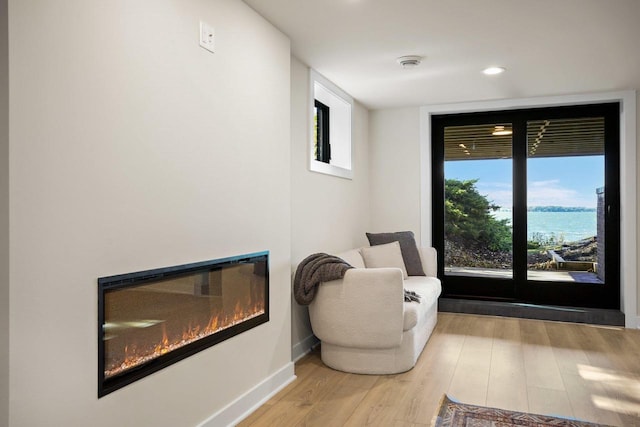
[432,395,611,427]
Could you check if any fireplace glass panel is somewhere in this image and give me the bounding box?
[99,252,268,397]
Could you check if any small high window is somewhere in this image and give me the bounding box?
[310,70,353,179]
[314,100,331,163]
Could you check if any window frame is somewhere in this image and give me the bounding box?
[419,91,637,327]
[314,99,331,163]
[309,69,354,179]
[430,103,621,309]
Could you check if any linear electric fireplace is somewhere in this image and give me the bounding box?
[98,251,269,397]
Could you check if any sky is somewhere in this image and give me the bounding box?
[445,155,604,209]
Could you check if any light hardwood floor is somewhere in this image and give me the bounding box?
[238,313,640,426]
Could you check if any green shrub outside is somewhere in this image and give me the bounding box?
[445,179,512,252]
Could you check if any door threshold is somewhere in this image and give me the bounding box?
[438,297,625,327]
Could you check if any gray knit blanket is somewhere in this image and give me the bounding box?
[294,253,353,305]
[293,253,421,305]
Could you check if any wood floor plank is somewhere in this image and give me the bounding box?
[620,327,640,362]
[299,380,369,426]
[447,316,494,405]
[527,386,573,419]
[589,367,640,422]
[520,319,565,391]
[593,325,640,377]
[391,317,464,421]
[493,316,521,342]
[544,322,591,376]
[342,376,414,426]
[240,351,326,425]
[237,402,276,426]
[340,372,381,390]
[238,361,345,427]
[391,421,429,427]
[487,315,528,412]
[561,371,623,426]
[572,323,621,372]
[568,323,640,424]
[239,314,640,426]
[395,316,463,384]
[392,361,455,424]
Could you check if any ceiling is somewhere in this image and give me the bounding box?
[243,0,640,110]
[444,117,604,161]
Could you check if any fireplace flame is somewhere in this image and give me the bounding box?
[155,324,170,355]
[105,299,265,378]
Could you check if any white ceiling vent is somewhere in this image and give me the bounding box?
[397,55,423,69]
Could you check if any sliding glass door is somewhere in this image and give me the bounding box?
[526,117,605,284]
[432,103,620,309]
[444,123,513,279]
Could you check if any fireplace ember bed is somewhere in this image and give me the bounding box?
[98,251,269,397]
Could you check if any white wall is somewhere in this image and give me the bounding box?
[0,0,8,425]
[637,92,640,322]
[369,108,422,240]
[8,1,291,426]
[290,56,370,358]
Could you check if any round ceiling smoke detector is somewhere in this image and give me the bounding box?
[397,55,423,69]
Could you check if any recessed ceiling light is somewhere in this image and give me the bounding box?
[483,66,506,75]
[492,125,513,136]
[397,55,423,69]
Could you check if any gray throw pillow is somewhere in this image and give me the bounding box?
[366,231,426,276]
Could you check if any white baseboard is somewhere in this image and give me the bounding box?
[197,362,296,427]
[623,315,639,329]
[291,334,320,362]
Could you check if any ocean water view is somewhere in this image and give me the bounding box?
[492,209,597,243]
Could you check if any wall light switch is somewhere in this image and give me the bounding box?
[199,22,215,53]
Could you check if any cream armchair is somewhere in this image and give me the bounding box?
[308,247,441,374]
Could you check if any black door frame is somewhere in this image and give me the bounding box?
[431,102,620,309]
